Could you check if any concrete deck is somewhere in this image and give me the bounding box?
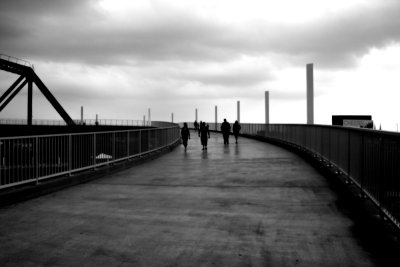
[0,131,398,266]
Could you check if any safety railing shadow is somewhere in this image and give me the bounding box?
[184,121,400,230]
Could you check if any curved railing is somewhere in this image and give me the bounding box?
[186,121,400,229]
[0,122,180,189]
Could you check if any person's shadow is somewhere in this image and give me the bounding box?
[235,144,239,155]
[223,144,230,155]
[202,150,208,160]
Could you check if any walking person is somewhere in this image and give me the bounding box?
[232,120,241,144]
[221,118,231,145]
[181,122,191,151]
[194,120,199,131]
[198,120,203,137]
[200,122,210,150]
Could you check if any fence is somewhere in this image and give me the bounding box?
[187,121,400,228]
[0,118,151,127]
[0,122,180,189]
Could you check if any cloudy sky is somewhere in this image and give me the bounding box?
[1,0,400,130]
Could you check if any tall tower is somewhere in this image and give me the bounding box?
[307,63,314,124]
[265,91,269,124]
[148,108,151,125]
[80,106,83,124]
[237,101,240,123]
[215,105,218,130]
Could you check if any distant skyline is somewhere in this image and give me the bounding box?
[1,0,400,130]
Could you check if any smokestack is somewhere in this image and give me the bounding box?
[148,108,151,125]
[215,105,218,130]
[307,63,314,124]
[237,101,240,123]
[80,106,83,124]
[265,91,269,124]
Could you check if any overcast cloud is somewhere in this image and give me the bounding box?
[1,0,400,127]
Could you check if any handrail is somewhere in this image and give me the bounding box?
[0,119,180,127]
[0,118,151,127]
[0,122,180,190]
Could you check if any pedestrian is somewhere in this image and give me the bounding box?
[181,122,190,151]
[232,120,241,144]
[194,120,199,130]
[200,122,210,150]
[221,118,231,144]
[198,120,203,137]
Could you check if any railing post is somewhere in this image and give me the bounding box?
[320,127,324,162]
[378,137,385,219]
[113,132,116,163]
[139,130,142,155]
[127,131,130,159]
[0,139,2,184]
[0,139,1,184]
[328,127,332,167]
[360,133,366,198]
[68,135,72,176]
[36,137,39,183]
[346,129,351,184]
[93,133,96,169]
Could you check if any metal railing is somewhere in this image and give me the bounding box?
[185,121,400,229]
[0,118,151,126]
[0,122,180,189]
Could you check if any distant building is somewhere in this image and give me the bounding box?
[332,115,373,129]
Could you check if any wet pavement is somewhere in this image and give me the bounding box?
[0,131,395,266]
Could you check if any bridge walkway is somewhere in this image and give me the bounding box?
[0,131,397,266]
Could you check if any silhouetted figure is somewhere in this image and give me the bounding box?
[221,118,231,144]
[200,122,210,150]
[194,120,199,130]
[233,120,241,144]
[181,122,190,151]
[198,120,203,137]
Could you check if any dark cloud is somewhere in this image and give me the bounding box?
[263,2,400,68]
[0,0,95,17]
[2,0,400,69]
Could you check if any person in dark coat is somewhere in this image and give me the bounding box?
[200,122,210,150]
[194,120,199,130]
[232,120,241,144]
[198,121,203,137]
[181,122,190,151]
[221,118,231,144]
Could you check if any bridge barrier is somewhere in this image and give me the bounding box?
[183,121,400,229]
[0,122,180,190]
[0,118,150,126]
